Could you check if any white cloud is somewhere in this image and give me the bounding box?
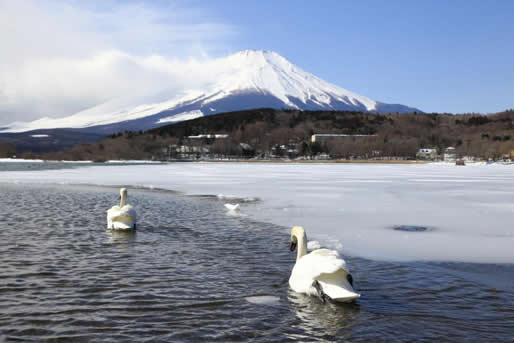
[0,0,236,125]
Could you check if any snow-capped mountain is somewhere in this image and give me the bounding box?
[1,50,420,134]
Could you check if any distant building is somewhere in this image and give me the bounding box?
[314,153,330,160]
[176,144,209,154]
[444,147,457,161]
[170,134,229,159]
[271,144,298,158]
[416,148,438,160]
[187,134,229,139]
[311,134,375,144]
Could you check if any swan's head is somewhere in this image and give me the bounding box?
[290,226,306,252]
[119,188,128,206]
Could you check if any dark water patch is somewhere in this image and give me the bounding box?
[118,184,181,195]
[0,161,167,172]
[0,183,513,342]
[188,194,220,199]
[392,225,432,232]
[189,194,260,204]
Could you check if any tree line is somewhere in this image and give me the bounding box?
[7,108,514,161]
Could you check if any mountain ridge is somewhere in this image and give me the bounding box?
[1,50,421,134]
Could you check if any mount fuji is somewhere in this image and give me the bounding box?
[1,50,420,134]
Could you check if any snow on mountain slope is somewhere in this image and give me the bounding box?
[2,91,204,133]
[209,50,378,110]
[157,110,204,124]
[0,50,420,133]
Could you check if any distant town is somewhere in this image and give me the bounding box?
[164,133,513,164]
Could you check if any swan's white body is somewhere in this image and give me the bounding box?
[107,188,137,230]
[224,203,240,211]
[289,226,360,303]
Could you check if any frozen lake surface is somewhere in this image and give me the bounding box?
[1,162,513,263]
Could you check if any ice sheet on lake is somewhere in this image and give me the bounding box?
[307,240,322,251]
[245,296,280,305]
[0,162,513,263]
[0,158,45,163]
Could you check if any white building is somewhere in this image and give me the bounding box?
[444,147,457,161]
[187,134,229,139]
[311,134,375,144]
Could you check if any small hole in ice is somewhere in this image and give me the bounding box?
[393,225,429,232]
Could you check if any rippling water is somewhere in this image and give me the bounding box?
[0,182,513,342]
[0,161,163,172]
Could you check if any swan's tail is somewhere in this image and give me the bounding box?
[108,214,136,230]
[316,269,360,302]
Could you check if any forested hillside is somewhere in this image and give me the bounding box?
[13,108,514,161]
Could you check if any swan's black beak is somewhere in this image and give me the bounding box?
[289,241,297,252]
[118,195,121,200]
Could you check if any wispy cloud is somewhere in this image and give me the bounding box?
[0,0,236,125]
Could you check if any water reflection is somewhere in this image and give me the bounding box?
[286,289,360,340]
[105,229,136,247]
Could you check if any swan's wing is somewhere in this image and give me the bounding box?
[305,249,349,277]
[296,249,349,279]
[309,248,340,260]
[107,206,121,220]
[310,250,359,301]
[290,249,348,293]
[120,205,137,220]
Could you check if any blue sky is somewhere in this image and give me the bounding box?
[0,0,512,124]
[204,0,513,114]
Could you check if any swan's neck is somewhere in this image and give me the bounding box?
[120,193,126,207]
[296,232,308,261]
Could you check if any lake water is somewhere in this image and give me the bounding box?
[0,163,513,342]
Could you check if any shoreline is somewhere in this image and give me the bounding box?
[0,158,430,164]
[190,159,429,164]
[0,158,495,165]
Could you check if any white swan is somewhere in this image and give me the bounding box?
[107,188,137,230]
[289,226,360,303]
[224,203,240,212]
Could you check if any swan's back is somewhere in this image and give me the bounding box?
[108,205,121,212]
[302,249,349,274]
[290,249,344,290]
[107,202,136,230]
[122,205,137,220]
[289,248,359,301]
